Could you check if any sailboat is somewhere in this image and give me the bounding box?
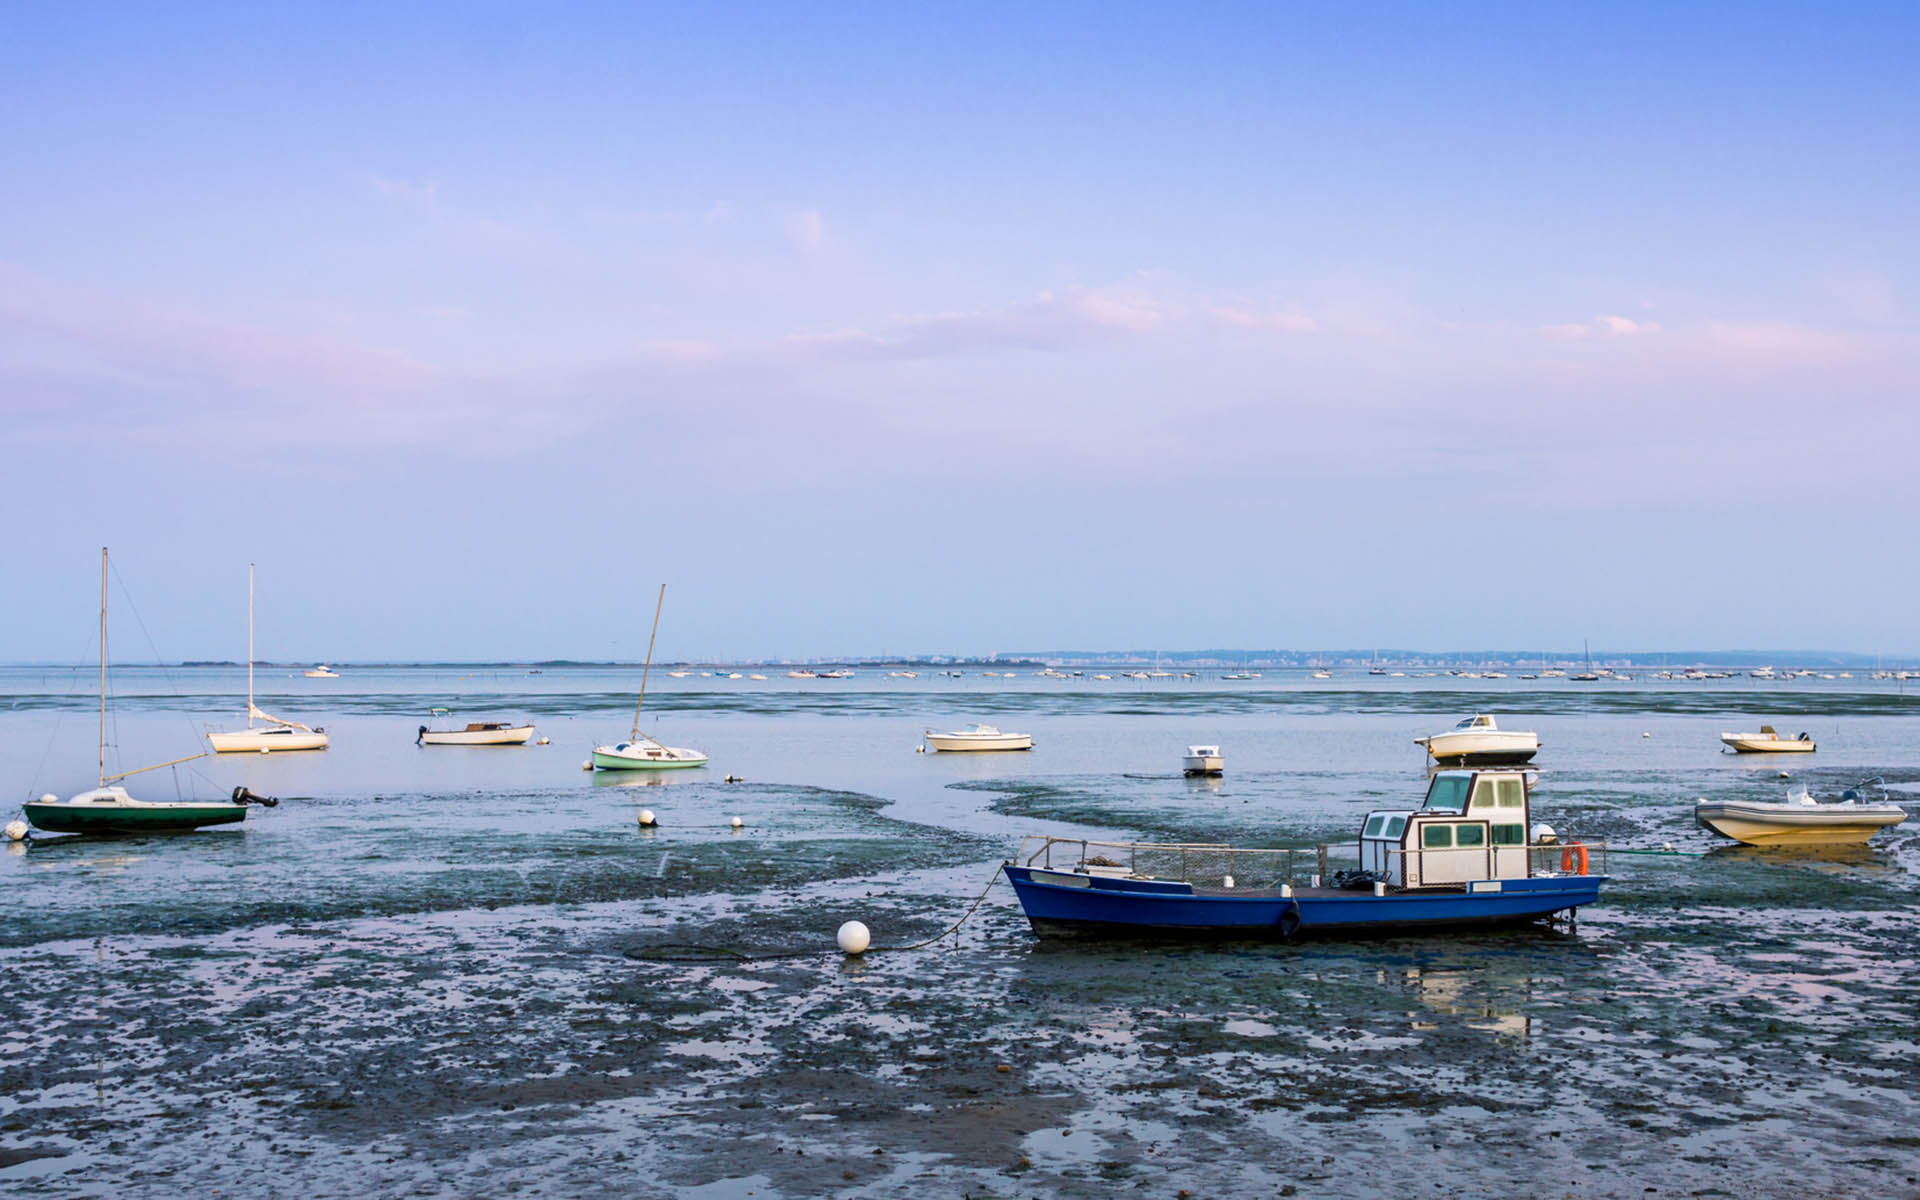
[592,585,709,771]
[23,549,260,834]
[207,564,329,753]
[1570,640,1601,681]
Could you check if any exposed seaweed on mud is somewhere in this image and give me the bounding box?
[0,783,994,950]
[5,686,1920,1197]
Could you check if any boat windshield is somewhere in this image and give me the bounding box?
[1422,775,1470,813]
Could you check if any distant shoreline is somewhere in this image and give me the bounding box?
[4,650,1913,670]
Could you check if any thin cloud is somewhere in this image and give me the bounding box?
[1542,314,1663,340]
[643,285,1317,368]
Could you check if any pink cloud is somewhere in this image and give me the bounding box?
[1542,314,1663,340]
[1704,320,1861,366]
[1204,304,1317,333]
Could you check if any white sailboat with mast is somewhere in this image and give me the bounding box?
[24,549,257,834]
[592,585,708,771]
[207,564,329,753]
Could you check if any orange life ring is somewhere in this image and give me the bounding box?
[1559,843,1589,875]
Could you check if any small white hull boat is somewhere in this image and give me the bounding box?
[208,725,330,753]
[419,722,535,746]
[593,741,709,770]
[1696,780,1906,845]
[924,724,1033,752]
[1415,715,1540,765]
[304,665,340,678]
[1720,726,1815,753]
[1182,745,1224,776]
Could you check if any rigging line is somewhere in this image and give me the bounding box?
[22,634,100,801]
[107,555,209,753]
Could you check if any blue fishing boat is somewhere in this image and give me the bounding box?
[1004,768,1605,939]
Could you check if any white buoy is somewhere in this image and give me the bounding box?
[915,743,925,754]
[582,759,593,771]
[4,819,27,842]
[638,809,657,827]
[1642,732,1651,738]
[1778,771,1791,779]
[1531,822,1557,845]
[836,920,871,955]
[729,816,743,829]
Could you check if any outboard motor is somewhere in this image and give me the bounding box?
[417,724,428,745]
[231,786,279,808]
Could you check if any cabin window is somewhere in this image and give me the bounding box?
[1471,778,1496,809]
[1384,816,1406,839]
[1496,778,1525,808]
[1492,823,1525,845]
[1424,776,1469,813]
[1422,825,1453,849]
[1364,816,1385,837]
[1456,825,1485,847]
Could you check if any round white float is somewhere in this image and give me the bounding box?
[3,819,27,842]
[836,920,870,955]
[1530,822,1556,845]
[638,809,657,827]
[729,816,743,829]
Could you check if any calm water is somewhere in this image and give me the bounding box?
[3,667,1918,1196]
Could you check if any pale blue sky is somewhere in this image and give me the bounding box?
[3,3,1916,661]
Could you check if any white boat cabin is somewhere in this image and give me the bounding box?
[1358,768,1534,888]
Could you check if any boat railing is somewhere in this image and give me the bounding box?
[1016,835,1356,889]
[1380,841,1608,883]
[1527,841,1607,876]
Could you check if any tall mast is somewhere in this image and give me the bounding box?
[630,584,665,742]
[247,563,255,726]
[98,546,108,787]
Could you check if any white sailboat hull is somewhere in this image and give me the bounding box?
[208,726,330,753]
[1182,754,1225,775]
[593,742,708,770]
[420,724,535,746]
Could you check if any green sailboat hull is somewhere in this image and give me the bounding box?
[22,802,248,835]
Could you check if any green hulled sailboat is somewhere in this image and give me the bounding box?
[22,549,253,835]
[592,584,708,771]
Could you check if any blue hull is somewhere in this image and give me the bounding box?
[1005,865,1604,940]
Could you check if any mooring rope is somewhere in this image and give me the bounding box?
[621,864,1007,963]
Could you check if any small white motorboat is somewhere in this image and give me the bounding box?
[304,664,340,678]
[1695,778,1907,846]
[1183,745,1225,776]
[923,723,1033,752]
[1414,714,1541,765]
[1720,725,1816,753]
[417,712,536,746]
